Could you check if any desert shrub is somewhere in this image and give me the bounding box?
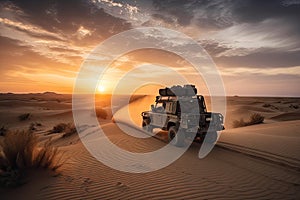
[51,123,77,137]
[232,118,247,128]
[248,113,265,125]
[289,104,299,109]
[0,130,63,187]
[232,113,264,128]
[0,125,8,136]
[262,103,271,107]
[18,113,31,121]
[96,108,108,119]
[28,122,42,132]
[61,124,77,138]
[29,123,36,131]
[51,123,68,133]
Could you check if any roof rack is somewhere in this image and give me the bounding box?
[158,84,197,97]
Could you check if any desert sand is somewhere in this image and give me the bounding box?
[0,93,299,199]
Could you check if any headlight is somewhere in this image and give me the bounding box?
[206,117,212,121]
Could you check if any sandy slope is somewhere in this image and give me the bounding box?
[219,120,300,162]
[0,94,300,199]
[3,122,299,200]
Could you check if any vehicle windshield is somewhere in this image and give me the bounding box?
[154,102,165,113]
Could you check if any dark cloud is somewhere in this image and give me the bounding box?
[151,13,175,24]
[231,0,300,39]
[6,0,131,44]
[152,0,195,26]
[151,0,232,29]
[151,0,300,32]
[200,40,231,57]
[0,0,133,75]
[215,49,300,69]
[149,0,300,69]
[232,0,300,24]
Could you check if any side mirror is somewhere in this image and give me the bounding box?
[151,104,154,111]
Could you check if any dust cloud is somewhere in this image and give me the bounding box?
[112,95,156,129]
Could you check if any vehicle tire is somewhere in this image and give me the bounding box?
[205,131,218,143]
[142,120,153,132]
[168,126,185,147]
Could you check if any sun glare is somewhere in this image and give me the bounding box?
[97,85,105,93]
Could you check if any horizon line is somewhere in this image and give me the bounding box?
[1,92,300,98]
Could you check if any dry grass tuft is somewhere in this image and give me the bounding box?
[0,130,63,187]
[51,123,68,133]
[289,104,299,109]
[232,118,246,128]
[51,123,77,138]
[0,125,8,136]
[233,113,265,128]
[249,113,265,125]
[18,113,31,121]
[262,103,271,107]
[61,124,77,138]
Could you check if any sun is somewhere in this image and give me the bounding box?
[97,85,105,93]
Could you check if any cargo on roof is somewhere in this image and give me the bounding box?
[159,84,197,96]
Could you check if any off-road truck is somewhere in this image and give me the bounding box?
[141,85,224,146]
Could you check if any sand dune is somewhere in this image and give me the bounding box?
[4,122,297,199]
[1,94,300,199]
[219,120,300,170]
[270,110,300,121]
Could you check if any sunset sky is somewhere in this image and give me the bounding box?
[0,0,299,96]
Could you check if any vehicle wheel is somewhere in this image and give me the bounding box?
[205,131,218,143]
[168,126,185,147]
[142,120,153,132]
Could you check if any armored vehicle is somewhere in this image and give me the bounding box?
[141,85,224,146]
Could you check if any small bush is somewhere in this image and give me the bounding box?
[29,123,36,131]
[232,118,247,128]
[0,125,8,136]
[96,108,108,119]
[248,113,265,125]
[51,123,77,137]
[61,124,77,138]
[289,104,299,109]
[28,122,42,132]
[0,130,63,187]
[18,113,31,121]
[232,113,264,128]
[51,123,68,133]
[262,103,271,107]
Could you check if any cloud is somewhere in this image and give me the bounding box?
[0,17,64,41]
[76,26,92,39]
[0,0,299,95]
[149,0,300,51]
[215,49,300,69]
[0,0,132,78]
[91,0,143,23]
[221,66,300,76]
[0,35,79,93]
[231,0,300,25]
[98,0,123,8]
[5,0,131,40]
